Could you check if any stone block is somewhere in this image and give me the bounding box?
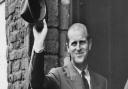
[9,31,18,43]
[7,47,10,61]
[8,4,15,16]
[6,15,13,26]
[8,83,13,89]
[12,60,21,72]
[9,41,22,50]
[7,0,18,15]
[9,22,19,32]
[20,80,28,89]
[9,48,28,60]
[7,61,12,74]
[9,49,22,60]
[46,0,59,27]
[8,74,13,83]
[45,40,59,54]
[46,28,59,41]
[13,81,21,89]
[5,2,9,19]
[13,71,22,82]
[21,71,27,80]
[59,31,67,57]
[44,55,58,73]
[60,0,70,30]
[21,58,29,70]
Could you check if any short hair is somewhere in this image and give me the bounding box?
[66,23,91,45]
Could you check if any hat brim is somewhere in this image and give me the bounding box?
[21,0,46,23]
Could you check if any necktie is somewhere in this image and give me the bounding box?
[81,71,89,89]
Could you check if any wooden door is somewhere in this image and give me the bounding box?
[71,0,128,89]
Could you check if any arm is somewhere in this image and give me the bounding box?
[28,50,44,89]
[27,20,59,89]
[28,19,47,89]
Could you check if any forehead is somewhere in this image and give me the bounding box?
[68,23,88,41]
[68,30,87,41]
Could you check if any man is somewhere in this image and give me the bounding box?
[28,19,107,89]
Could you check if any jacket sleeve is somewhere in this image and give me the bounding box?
[27,51,59,89]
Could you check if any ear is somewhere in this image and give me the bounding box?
[88,38,92,51]
[66,43,69,52]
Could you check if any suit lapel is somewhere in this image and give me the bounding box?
[66,63,85,89]
[90,71,95,89]
[90,70,99,89]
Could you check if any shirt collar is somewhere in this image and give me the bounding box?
[72,64,91,89]
[73,64,89,76]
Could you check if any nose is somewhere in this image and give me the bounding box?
[76,42,81,50]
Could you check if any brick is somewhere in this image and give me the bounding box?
[59,31,67,57]
[45,40,59,54]
[15,19,23,30]
[17,29,27,40]
[13,81,21,89]
[8,0,18,15]
[12,12,20,22]
[46,28,59,41]
[61,0,70,5]
[9,49,22,60]
[7,47,10,61]
[21,58,29,70]
[44,55,58,73]
[9,48,28,60]
[23,32,29,48]
[8,83,13,89]
[6,0,16,5]
[9,31,18,43]
[12,60,21,72]
[6,15,13,26]
[8,74,14,83]
[13,71,22,82]
[7,61,12,74]
[46,0,59,27]
[20,80,28,89]
[9,28,27,43]
[21,71,27,80]
[8,4,15,16]
[9,41,22,50]
[5,2,9,19]
[9,22,19,32]
[60,1,70,30]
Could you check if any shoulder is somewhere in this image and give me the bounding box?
[49,65,72,77]
[49,66,66,74]
[90,71,107,87]
[48,66,67,77]
[91,71,107,82]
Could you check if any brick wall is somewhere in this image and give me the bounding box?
[6,0,71,89]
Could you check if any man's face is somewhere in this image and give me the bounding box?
[67,30,91,65]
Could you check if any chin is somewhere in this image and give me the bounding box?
[75,57,85,64]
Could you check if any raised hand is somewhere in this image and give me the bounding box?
[33,19,48,52]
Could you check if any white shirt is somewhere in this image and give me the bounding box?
[73,65,91,89]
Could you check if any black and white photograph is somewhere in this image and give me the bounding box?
[0,0,128,89]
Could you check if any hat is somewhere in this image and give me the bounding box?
[20,0,46,23]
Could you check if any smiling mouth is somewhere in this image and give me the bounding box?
[76,53,84,56]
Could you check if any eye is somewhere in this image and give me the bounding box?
[71,41,77,46]
[79,40,87,45]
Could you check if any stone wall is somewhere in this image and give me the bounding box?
[6,0,71,89]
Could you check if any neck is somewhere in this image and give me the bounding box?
[71,60,87,71]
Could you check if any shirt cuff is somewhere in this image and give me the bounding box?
[33,46,45,53]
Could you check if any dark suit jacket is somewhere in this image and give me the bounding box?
[28,51,107,89]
